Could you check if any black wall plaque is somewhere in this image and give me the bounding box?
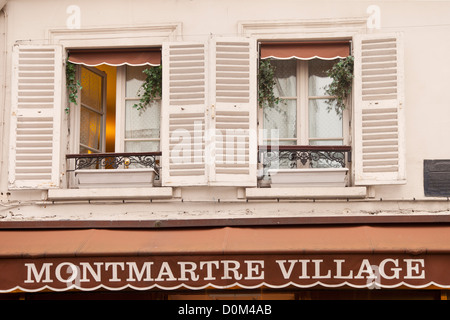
[424,160,450,197]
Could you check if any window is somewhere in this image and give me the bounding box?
[257,41,351,174]
[259,58,349,172]
[261,58,348,147]
[68,48,162,155]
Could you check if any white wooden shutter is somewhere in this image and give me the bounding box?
[8,44,63,189]
[209,37,257,186]
[161,42,208,186]
[353,33,406,185]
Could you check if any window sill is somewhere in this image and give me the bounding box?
[47,187,173,201]
[245,186,367,200]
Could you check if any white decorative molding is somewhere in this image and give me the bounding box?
[238,17,368,40]
[246,186,367,199]
[47,187,173,201]
[48,23,183,48]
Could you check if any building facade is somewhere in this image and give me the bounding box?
[0,0,450,300]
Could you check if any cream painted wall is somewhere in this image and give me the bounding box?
[0,7,6,198]
[2,0,450,216]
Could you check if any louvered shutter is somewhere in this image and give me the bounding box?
[8,44,63,189]
[209,37,257,186]
[353,33,406,185]
[161,42,208,186]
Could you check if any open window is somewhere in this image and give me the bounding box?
[66,48,162,188]
[68,48,161,153]
[258,41,352,187]
[257,34,405,189]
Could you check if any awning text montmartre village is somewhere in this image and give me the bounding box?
[3,252,450,292]
[25,257,426,285]
[2,226,450,292]
[3,254,435,292]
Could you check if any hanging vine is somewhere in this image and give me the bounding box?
[65,60,82,114]
[324,55,354,117]
[133,65,163,112]
[258,59,283,108]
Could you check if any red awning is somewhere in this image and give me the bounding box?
[260,41,350,60]
[68,48,161,67]
[0,225,449,292]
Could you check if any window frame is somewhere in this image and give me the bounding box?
[53,23,177,159]
[115,65,162,154]
[69,64,162,155]
[258,59,351,147]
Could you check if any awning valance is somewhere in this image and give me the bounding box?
[67,48,161,67]
[0,225,449,292]
[260,41,350,60]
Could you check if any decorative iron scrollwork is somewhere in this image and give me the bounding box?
[67,152,161,177]
[258,145,351,178]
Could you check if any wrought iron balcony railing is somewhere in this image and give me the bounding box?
[258,145,352,178]
[65,147,351,186]
[66,152,161,174]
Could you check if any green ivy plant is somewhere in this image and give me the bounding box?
[324,55,354,117]
[65,61,82,114]
[258,60,283,108]
[133,66,162,112]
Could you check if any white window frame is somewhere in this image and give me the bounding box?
[49,24,179,156]
[258,59,351,147]
[115,65,161,153]
[70,64,161,154]
[240,17,367,150]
